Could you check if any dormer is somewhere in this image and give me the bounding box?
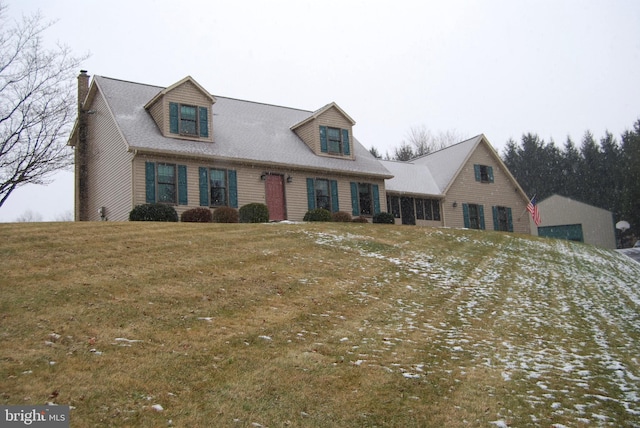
[144,76,215,143]
[291,102,356,160]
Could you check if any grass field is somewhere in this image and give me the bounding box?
[1,222,639,427]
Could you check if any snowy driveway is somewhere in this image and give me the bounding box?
[617,247,640,264]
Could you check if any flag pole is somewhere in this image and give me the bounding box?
[518,194,536,221]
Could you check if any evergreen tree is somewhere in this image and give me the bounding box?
[502,119,639,244]
[504,133,560,200]
[502,138,520,174]
[578,131,601,206]
[620,120,640,240]
[393,142,414,161]
[599,131,623,216]
[369,146,382,159]
[560,137,581,198]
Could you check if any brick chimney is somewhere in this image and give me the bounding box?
[77,70,89,112]
[75,70,90,221]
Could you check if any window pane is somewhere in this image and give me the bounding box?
[156,164,176,203]
[433,200,441,221]
[181,119,197,135]
[388,196,400,218]
[157,164,175,184]
[415,199,424,220]
[158,184,176,203]
[210,169,227,206]
[211,188,226,206]
[210,169,226,187]
[469,204,479,229]
[180,105,196,120]
[327,127,340,139]
[480,165,489,182]
[497,206,509,231]
[180,105,197,135]
[315,179,330,211]
[327,127,342,154]
[358,183,372,215]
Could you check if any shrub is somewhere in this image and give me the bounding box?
[332,211,353,222]
[180,207,212,223]
[213,206,239,223]
[239,203,269,223]
[129,204,178,222]
[373,212,395,224]
[352,216,369,223]
[304,208,332,222]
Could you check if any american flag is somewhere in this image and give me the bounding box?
[527,196,541,226]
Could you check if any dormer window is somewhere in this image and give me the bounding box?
[179,105,197,135]
[320,125,351,156]
[169,102,209,138]
[327,127,343,154]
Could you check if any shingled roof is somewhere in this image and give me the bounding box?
[382,135,485,196]
[93,76,392,178]
[411,135,484,193]
[379,160,442,196]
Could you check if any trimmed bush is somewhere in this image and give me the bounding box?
[352,216,369,223]
[180,207,213,223]
[373,212,395,224]
[332,211,353,222]
[239,203,269,223]
[213,206,239,223]
[304,208,332,222]
[129,204,178,222]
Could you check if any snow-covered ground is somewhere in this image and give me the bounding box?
[307,229,640,426]
[618,247,640,264]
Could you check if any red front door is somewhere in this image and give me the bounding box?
[265,174,286,221]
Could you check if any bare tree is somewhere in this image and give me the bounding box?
[15,209,43,222]
[402,125,466,158]
[0,3,87,208]
[404,125,433,157]
[54,209,73,222]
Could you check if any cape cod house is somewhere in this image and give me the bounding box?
[68,71,392,222]
[381,136,532,234]
[68,71,531,236]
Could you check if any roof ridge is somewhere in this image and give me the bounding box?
[214,95,313,114]
[96,75,314,114]
[380,158,416,165]
[411,134,483,161]
[95,75,164,90]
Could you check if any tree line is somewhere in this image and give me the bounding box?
[502,120,640,243]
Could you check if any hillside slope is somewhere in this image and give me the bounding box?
[1,222,639,427]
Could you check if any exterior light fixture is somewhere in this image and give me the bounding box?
[260,173,266,181]
[452,201,458,208]
[286,175,292,183]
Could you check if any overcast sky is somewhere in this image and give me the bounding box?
[1,0,639,222]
